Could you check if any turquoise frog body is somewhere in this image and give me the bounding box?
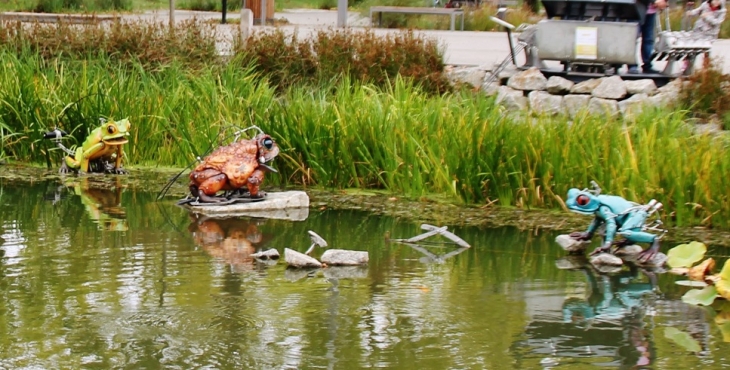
[565,184,664,263]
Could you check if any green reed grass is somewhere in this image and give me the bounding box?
[3,49,729,228]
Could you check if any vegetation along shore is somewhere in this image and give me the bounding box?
[0,12,729,236]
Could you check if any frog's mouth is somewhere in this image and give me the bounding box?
[103,136,129,145]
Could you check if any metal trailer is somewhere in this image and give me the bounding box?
[489,0,713,86]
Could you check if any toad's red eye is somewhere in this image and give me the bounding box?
[576,195,590,206]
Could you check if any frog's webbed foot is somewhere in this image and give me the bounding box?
[637,240,660,264]
[197,191,228,203]
[569,231,592,241]
[589,243,611,256]
[58,162,75,175]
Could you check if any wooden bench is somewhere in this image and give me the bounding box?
[370,6,465,31]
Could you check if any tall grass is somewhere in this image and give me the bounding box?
[2,49,730,228]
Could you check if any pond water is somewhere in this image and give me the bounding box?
[0,176,729,369]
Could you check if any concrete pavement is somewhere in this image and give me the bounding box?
[132,8,730,73]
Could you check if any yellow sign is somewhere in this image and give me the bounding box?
[575,27,598,60]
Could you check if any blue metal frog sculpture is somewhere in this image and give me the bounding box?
[565,182,666,263]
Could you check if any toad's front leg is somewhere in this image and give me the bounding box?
[246,169,266,198]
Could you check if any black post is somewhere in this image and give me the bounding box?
[222,0,227,23]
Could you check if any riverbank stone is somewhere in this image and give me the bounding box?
[321,249,369,266]
[183,190,310,220]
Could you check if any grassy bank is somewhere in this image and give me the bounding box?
[0,49,729,228]
[0,19,728,230]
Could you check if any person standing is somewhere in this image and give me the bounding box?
[628,0,669,74]
[686,0,727,39]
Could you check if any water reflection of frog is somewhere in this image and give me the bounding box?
[565,183,664,263]
[559,259,657,368]
[55,118,131,174]
[188,215,272,272]
[69,177,128,231]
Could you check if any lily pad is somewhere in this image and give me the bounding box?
[716,259,730,300]
[681,286,718,306]
[667,241,707,268]
[675,280,708,287]
[664,327,702,352]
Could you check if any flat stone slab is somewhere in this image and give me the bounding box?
[183,191,310,221]
[285,248,322,268]
[321,249,369,266]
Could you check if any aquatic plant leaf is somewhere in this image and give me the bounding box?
[716,259,730,300]
[681,286,718,306]
[688,258,716,282]
[667,241,707,268]
[663,327,702,352]
[675,280,708,287]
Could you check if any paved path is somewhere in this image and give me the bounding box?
[132,8,730,73]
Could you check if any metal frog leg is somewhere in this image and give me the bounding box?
[616,209,656,244]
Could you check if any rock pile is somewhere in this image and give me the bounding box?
[446,65,685,119]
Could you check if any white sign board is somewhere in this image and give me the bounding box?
[575,27,598,60]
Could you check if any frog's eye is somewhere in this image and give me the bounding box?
[576,194,590,206]
[263,138,274,149]
[107,125,116,134]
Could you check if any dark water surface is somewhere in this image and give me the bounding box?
[0,177,728,369]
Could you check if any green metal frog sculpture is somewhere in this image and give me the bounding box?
[565,182,665,263]
[45,117,131,174]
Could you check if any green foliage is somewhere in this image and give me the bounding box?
[664,327,703,352]
[667,241,707,268]
[681,285,718,305]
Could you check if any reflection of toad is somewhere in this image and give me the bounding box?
[70,177,128,231]
[188,215,271,271]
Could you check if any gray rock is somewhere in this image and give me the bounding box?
[587,97,619,117]
[562,94,591,118]
[184,191,310,221]
[321,249,369,266]
[571,78,603,94]
[528,90,563,116]
[546,76,574,95]
[507,67,547,91]
[448,66,486,89]
[555,234,590,253]
[252,248,280,260]
[496,86,528,110]
[624,79,657,95]
[613,244,644,256]
[647,92,675,108]
[590,253,624,267]
[658,78,683,95]
[618,93,648,118]
[592,76,627,100]
[480,74,500,96]
[693,122,725,135]
[498,64,519,84]
[284,248,322,268]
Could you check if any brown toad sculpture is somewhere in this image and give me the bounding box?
[188,133,279,203]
